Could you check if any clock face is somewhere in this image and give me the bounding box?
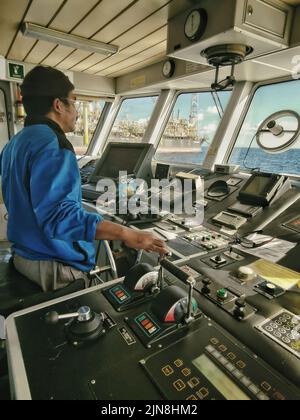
[162,60,175,78]
[184,9,207,41]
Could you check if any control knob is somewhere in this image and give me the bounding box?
[237,266,256,282]
[201,278,211,294]
[233,298,246,320]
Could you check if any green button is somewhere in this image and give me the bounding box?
[217,289,228,299]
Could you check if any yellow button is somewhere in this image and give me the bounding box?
[174,359,184,368]
[261,382,271,392]
[210,338,219,345]
[227,352,236,360]
[188,377,200,388]
[173,379,186,392]
[197,388,209,399]
[236,361,246,369]
[162,365,174,376]
[182,368,192,377]
[219,345,227,352]
[186,394,197,400]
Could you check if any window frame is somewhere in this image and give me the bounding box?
[86,100,112,155]
[225,75,300,179]
[0,87,10,141]
[153,87,233,168]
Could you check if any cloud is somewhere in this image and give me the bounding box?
[197,113,204,121]
[206,106,218,115]
[201,123,218,133]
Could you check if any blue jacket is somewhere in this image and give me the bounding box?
[0,119,102,272]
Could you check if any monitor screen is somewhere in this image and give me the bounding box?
[238,173,286,206]
[242,175,271,195]
[92,144,150,179]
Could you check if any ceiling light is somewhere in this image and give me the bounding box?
[21,22,118,56]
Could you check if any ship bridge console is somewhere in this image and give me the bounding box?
[6,161,300,400]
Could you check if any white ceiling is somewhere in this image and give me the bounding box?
[0,0,197,78]
[1,0,300,81]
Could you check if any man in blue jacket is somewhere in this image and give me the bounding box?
[0,66,167,291]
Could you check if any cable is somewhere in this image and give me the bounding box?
[211,91,223,119]
[242,132,260,172]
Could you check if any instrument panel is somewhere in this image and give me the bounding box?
[6,169,300,400]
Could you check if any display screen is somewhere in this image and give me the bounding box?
[192,354,250,400]
[284,216,300,234]
[94,146,146,178]
[243,175,271,195]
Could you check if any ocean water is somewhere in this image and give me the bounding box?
[156,147,300,176]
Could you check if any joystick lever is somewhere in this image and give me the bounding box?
[45,306,93,325]
[45,306,106,345]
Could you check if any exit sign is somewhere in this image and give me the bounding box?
[8,62,25,80]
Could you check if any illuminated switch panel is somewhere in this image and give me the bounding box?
[184,229,229,251]
[109,285,131,305]
[135,313,161,337]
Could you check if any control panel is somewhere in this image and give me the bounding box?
[5,170,300,400]
[6,258,300,400]
[142,324,295,401]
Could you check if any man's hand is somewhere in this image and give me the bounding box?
[95,220,169,256]
[123,230,169,256]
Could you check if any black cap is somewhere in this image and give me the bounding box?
[21,66,74,98]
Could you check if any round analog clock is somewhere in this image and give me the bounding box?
[162,59,175,78]
[184,8,208,42]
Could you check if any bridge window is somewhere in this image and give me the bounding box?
[0,88,9,153]
[154,91,231,165]
[107,96,158,143]
[228,80,300,176]
[67,97,106,156]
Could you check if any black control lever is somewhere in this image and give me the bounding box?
[160,259,197,324]
[160,259,193,284]
[45,307,93,324]
[45,306,106,345]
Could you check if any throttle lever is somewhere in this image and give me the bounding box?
[160,258,197,324]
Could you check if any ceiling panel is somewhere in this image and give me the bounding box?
[49,0,100,32]
[25,40,58,64]
[40,0,135,70]
[64,0,169,72]
[72,0,134,38]
[0,0,30,58]
[41,45,75,67]
[70,3,171,73]
[58,50,95,70]
[98,40,167,76]
[88,26,168,74]
[24,0,100,64]
[69,53,106,73]
[93,0,170,43]
[7,0,65,61]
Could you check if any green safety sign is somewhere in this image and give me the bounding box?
[8,62,25,80]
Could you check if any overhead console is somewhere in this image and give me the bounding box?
[167,0,293,65]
